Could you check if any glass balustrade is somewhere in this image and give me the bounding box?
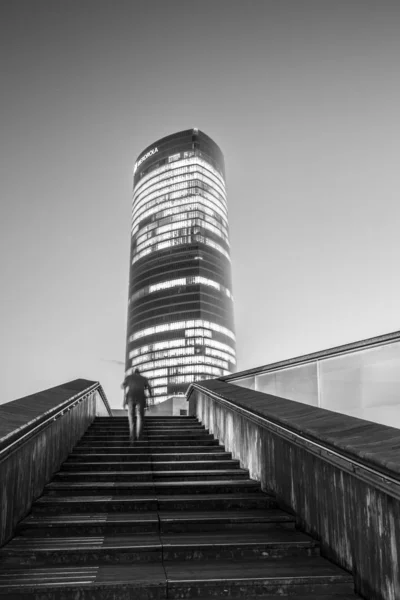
[225,333,400,429]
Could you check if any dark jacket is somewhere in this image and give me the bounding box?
[123,372,152,402]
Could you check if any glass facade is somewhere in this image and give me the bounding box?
[125,129,236,404]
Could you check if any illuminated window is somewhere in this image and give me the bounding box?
[129,319,235,342]
[132,195,229,233]
[135,217,229,248]
[130,276,231,303]
[185,328,212,338]
[205,347,236,364]
[132,354,229,371]
[131,235,231,265]
[153,387,168,395]
[133,220,229,254]
[133,166,227,215]
[134,158,226,200]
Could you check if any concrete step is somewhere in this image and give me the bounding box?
[61,460,241,471]
[92,419,195,425]
[43,479,263,496]
[142,425,205,429]
[95,416,195,420]
[32,495,159,514]
[86,428,207,435]
[0,534,163,566]
[164,557,355,598]
[0,563,166,599]
[32,493,277,514]
[67,451,233,462]
[17,512,161,536]
[157,493,277,511]
[53,469,250,482]
[17,509,294,537]
[0,563,356,600]
[76,439,219,447]
[0,529,321,567]
[72,445,226,454]
[158,509,295,532]
[80,433,214,441]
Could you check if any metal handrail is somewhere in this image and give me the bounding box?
[0,381,111,461]
[187,381,400,502]
[222,329,400,381]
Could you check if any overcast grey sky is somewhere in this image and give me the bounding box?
[1,0,400,407]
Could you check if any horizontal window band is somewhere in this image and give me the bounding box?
[129,253,232,283]
[128,319,235,343]
[127,326,236,349]
[134,209,229,244]
[128,305,235,330]
[136,199,229,230]
[129,306,235,330]
[135,155,226,194]
[133,221,230,254]
[134,213,230,248]
[135,159,226,201]
[131,235,232,265]
[134,159,226,204]
[129,276,233,304]
[133,175,227,219]
[132,191,229,232]
[130,347,236,365]
[131,355,230,371]
[129,336,236,359]
[133,180,228,220]
[130,268,232,294]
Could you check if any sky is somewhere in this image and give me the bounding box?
[1,0,400,408]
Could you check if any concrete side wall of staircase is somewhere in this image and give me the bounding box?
[0,389,100,547]
[188,380,400,600]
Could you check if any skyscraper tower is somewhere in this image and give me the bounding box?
[125,128,236,404]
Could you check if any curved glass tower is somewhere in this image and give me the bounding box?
[125,128,236,404]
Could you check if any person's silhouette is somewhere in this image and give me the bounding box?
[121,368,153,443]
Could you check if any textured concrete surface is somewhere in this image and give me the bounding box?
[0,381,109,548]
[0,380,99,448]
[189,379,400,600]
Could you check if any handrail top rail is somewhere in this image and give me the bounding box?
[0,379,112,454]
[187,379,400,484]
[221,329,400,381]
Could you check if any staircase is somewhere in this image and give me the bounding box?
[0,416,359,599]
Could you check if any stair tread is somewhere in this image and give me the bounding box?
[35,494,158,503]
[69,452,230,457]
[46,479,260,488]
[22,509,292,526]
[0,563,166,586]
[36,492,271,503]
[56,469,247,476]
[164,556,353,580]
[2,534,161,550]
[21,512,160,524]
[3,529,316,551]
[159,508,293,521]
[63,460,237,466]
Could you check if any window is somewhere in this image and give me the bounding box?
[180,409,188,416]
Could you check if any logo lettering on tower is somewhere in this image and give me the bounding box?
[134,147,159,174]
